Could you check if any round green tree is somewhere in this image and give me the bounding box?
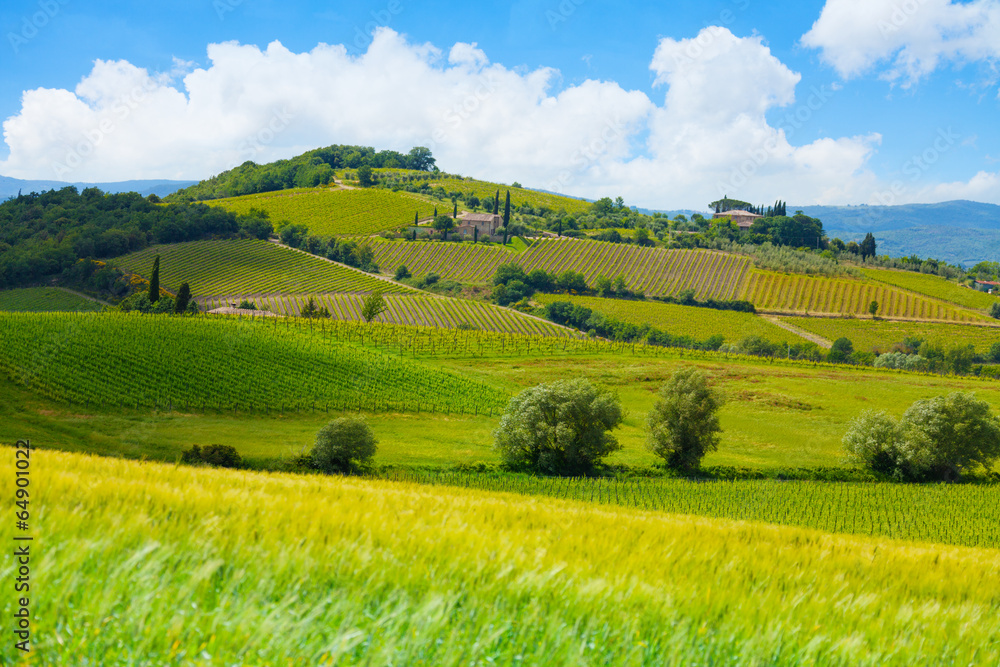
[646,367,722,473]
[493,378,623,475]
[311,417,377,474]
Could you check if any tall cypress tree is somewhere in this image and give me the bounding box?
[493,190,500,215]
[474,227,479,244]
[453,202,458,218]
[174,282,191,314]
[414,211,418,225]
[148,255,160,303]
[503,190,511,227]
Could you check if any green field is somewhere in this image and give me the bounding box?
[781,315,1000,354]
[0,287,102,312]
[862,266,1000,311]
[199,292,575,336]
[427,176,594,215]
[533,293,809,346]
[0,312,507,414]
[207,186,438,236]
[370,239,513,283]
[740,269,987,321]
[110,239,414,297]
[7,448,999,665]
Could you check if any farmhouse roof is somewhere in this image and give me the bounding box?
[458,213,500,223]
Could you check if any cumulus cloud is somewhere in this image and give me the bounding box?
[802,0,1000,84]
[0,27,905,207]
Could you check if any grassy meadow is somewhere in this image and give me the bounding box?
[0,287,103,312]
[2,449,998,665]
[782,315,1000,354]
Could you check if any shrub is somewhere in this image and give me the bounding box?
[394,265,411,280]
[646,367,722,472]
[990,301,1000,319]
[181,444,242,468]
[312,417,377,473]
[493,378,623,474]
[827,337,854,363]
[843,392,1000,481]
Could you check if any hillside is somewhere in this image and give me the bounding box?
[0,287,103,312]
[109,239,414,297]
[0,174,197,199]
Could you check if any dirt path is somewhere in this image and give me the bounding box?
[763,315,833,349]
[55,286,111,307]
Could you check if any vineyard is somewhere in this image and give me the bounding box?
[0,312,508,414]
[0,287,102,312]
[370,239,513,283]
[533,294,809,346]
[425,176,594,215]
[198,292,575,337]
[207,187,438,236]
[110,239,414,297]
[780,315,1000,354]
[739,269,989,321]
[389,471,1000,549]
[12,450,1000,666]
[862,267,999,311]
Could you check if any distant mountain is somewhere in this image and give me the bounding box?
[790,200,1000,266]
[0,175,198,199]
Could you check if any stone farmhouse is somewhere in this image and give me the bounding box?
[712,209,762,230]
[455,212,503,238]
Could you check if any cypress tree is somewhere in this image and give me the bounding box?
[474,227,479,244]
[434,207,438,217]
[148,255,160,303]
[414,211,418,225]
[453,202,458,217]
[503,190,511,227]
[174,282,191,314]
[493,190,500,215]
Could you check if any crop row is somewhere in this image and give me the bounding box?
[740,270,988,321]
[199,293,574,337]
[208,187,437,236]
[110,239,414,297]
[780,316,1000,354]
[0,287,102,313]
[0,312,507,414]
[532,294,810,346]
[389,471,1000,549]
[370,240,513,283]
[861,267,1000,312]
[427,177,594,215]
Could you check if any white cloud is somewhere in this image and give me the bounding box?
[802,0,1000,85]
[914,169,1000,201]
[0,27,922,208]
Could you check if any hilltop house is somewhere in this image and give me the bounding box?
[455,212,503,238]
[712,209,761,229]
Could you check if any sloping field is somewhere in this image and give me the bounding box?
[428,176,594,215]
[520,239,751,299]
[739,269,988,322]
[110,239,414,297]
[781,316,1000,354]
[372,237,751,299]
[862,267,999,311]
[0,312,506,413]
[371,239,513,282]
[11,449,1000,665]
[534,294,810,346]
[207,187,437,236]
[0,287,102,312]
[199,293,575,337]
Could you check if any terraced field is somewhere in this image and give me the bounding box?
[371,239,513,282]
[207,187,437,236]
[780,316,1000,354]
[0,312,506,413]
[372,238,750,299]
[199,293,575,337]
[533,294,810,346]
[862,267,999,311]
[739,270,988,322]
[110,240,414,297]
[0,287,102,312]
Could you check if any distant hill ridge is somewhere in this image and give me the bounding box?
[0,175,196,199]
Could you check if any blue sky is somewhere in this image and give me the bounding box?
[1,0,998,208]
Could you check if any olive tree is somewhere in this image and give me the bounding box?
[311,417,377,474]
[843,392,1000,481]
[646,367,722,472]
[493,378,623,474]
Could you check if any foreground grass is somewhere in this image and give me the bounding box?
[3,449,998,665]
